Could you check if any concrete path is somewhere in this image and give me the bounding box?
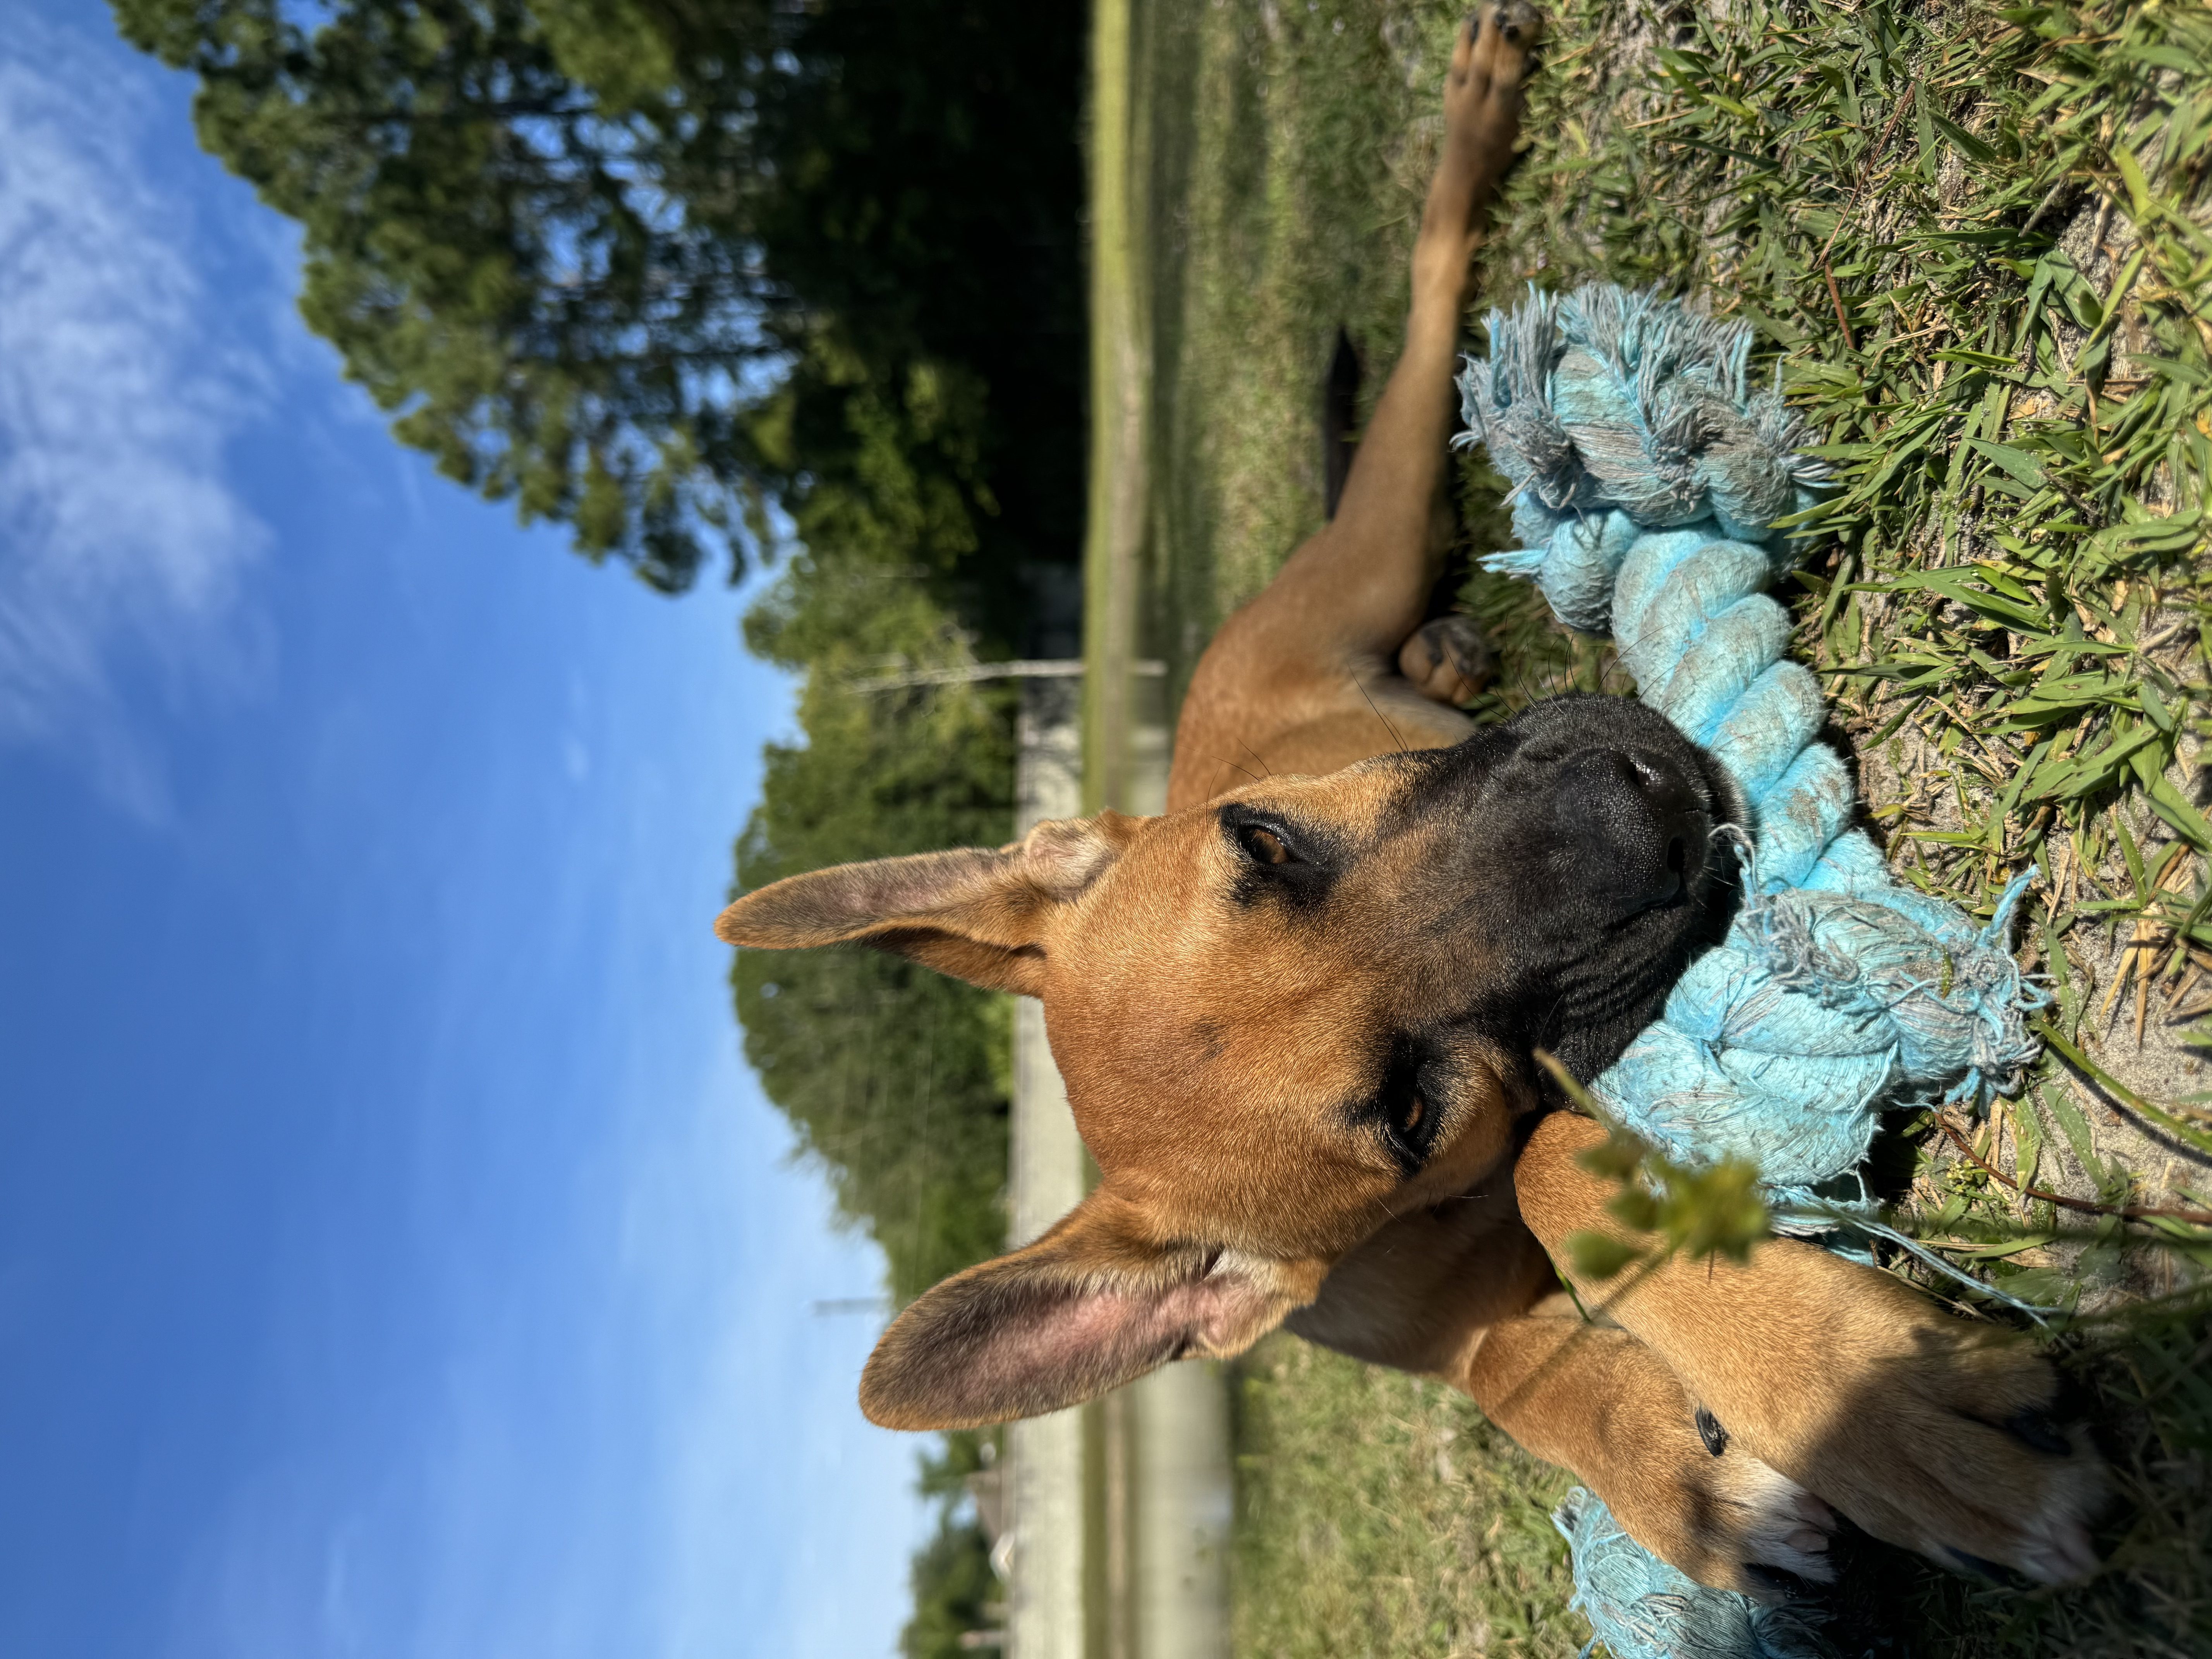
[1001,675,1230,1659]
[1004,676,1089,1659]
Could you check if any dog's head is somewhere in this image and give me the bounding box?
[718,693,1738,1428]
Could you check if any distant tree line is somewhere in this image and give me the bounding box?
[116,0,1087,1647]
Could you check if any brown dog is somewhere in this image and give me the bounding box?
[718,7,2103,1597]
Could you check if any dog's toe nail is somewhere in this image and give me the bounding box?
[1695,1405,1729,1457]
[1948,1549,2009,1583]
[1742,1564,1805,1604]
[1797,1493,1836,1531]
[2019,1525,2097,1584]
[2004,1407,2071,1456]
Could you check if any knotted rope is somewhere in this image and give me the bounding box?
[1455,284,2046,1659]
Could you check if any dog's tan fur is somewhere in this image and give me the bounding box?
[718,8,2103,1597]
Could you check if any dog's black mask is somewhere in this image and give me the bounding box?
[1398,694,1743,1084]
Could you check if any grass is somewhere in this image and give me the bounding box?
[1129,0,2212,1652]
[1232,1334,1585,1659]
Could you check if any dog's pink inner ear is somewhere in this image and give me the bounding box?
[858,1224,1295,1431]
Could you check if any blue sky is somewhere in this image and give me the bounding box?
[0,7,928,1656]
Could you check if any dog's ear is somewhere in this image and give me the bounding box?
[858,1190,1320,1430]
[714,812,1146,995]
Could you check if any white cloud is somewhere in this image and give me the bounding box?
[0,19,271,812]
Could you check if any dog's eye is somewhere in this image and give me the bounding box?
[1385,1092,1436,1167]
[1366,1042,1444,1177]
[1219,808,1334,908]
[1238,823,1295,865]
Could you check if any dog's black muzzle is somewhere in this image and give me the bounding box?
[1407,694,1742,1081]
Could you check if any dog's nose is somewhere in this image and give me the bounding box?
[1549,747,1711,915]
[1628,749,1714,906]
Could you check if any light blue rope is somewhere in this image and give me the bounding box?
[1554,1491,1828,1659]
[1456,285,2049,1659]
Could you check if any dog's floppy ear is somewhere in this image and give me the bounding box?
[859,1190,1321,1430]
[715,812,1145,995]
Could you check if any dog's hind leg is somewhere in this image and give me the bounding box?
[1307,3,1539,661]
[1168,7,1541,805]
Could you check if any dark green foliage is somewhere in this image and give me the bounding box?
[744,0,1087,652]
[113,0,779,589]
[112,0,1084,607]
[901,1515,998,1659]
[900,1432,1002,1659]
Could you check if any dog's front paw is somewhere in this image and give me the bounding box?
[1595,1403,1838,1599]
[1808,1326,2103,1585]
[1689,1261,2106,1586]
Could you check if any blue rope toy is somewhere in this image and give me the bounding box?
[1455,284,2047,1659]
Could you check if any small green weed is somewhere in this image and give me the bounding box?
[1535,1050,1773,1283]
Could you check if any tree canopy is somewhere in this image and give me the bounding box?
[115,0,1084,603]
[120,0,1085,1297]
[121,0,1086,1291]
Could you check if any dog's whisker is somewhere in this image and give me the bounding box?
[1235,735,1275,778]
[1352,671,1409,754]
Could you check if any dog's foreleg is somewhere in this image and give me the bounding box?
[1461,1300,1839,1597]
[1286,1175,1836,1597]
[1514,1111,2105,1586]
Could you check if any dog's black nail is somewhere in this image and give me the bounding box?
[1742,1563,1804,1603]
[1695,1406,1729,1457]
[1948,1549,2009,1583]
[2004,1408,2070,1456]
